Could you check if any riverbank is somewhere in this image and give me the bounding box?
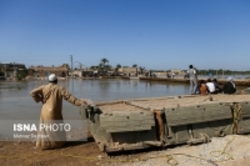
[139,76,250,87]
[1,75,249,87]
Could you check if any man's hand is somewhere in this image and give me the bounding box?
[79,98,96,106]
[40,97,46,104]
[80,99,88,105]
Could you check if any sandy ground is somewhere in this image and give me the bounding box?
[0,135,106,166]
[108,134,250,166]
[1,134,250,166]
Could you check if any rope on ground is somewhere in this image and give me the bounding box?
[0,136,235,165]
[210,136,235,161]
[60,136,236,165]
[60,136,235,165]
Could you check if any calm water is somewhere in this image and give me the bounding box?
[0,79,190,120]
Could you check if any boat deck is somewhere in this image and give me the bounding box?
[97,94,250,112]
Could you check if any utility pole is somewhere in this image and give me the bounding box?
[70,55,73,71]
[13,61,16,77]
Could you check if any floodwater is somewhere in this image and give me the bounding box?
[0,79,190,120]
[1,78,249,120]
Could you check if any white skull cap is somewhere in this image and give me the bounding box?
[48,74,57,81]
[227,76,233,81]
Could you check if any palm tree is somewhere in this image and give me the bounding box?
[101,58,109,71]
[101,58,109,65]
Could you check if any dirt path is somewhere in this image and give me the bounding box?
[0,136,106,166]
[1,135,250,166]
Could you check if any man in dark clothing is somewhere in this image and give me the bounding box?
[223,76,236,94]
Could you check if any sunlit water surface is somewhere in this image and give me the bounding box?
[0,79,191,120]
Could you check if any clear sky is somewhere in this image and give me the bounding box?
[0,0,250,71]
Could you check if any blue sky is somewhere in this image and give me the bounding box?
[0,0,250,71]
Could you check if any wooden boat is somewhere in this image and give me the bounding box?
[79,93,250,153]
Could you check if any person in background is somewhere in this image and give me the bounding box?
[188,65,198,95]
[213,78,222,93]
[209,72,213,79]
[199,80,207,95]
[206,78,217,94]
[171,72,175,79]
[30,73,87,150]
[223,76,236,94]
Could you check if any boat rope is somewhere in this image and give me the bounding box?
[230,102,242,134]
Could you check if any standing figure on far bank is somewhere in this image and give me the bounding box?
[188,65,198,95]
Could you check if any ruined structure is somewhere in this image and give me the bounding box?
[28,64,69,77]
[0,62,26,77]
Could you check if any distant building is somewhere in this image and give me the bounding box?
[68,70,83,77]
[153,69,186,77]
[29,64,70,77]
[118,66,137,76]
[170,69,186,75]
[0,62,26,77]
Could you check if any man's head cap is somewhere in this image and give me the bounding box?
[48,74,57,81]
[227,76,233,81]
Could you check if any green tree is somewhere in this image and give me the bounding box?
[16,69,28,80]
[115,64,121,71]
[132,64,137,68]
[62,63,70,69]
[90,66,98,70]
[99,63,103,70]
[139,66,145,74]
[105,65,112,71]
